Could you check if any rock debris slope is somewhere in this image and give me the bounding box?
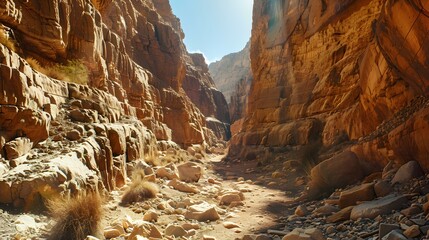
[0,0,229,210]
[228,0,429,189]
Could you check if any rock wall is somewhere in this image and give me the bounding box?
[229,0,429,176]
[0,0,229,210]
[209,42,253,136]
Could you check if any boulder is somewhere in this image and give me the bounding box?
[339,183,375,208]
[374,180,393,198]
[184,202,220,222]
[350,195,408,220]
[4,137,32,160]
[177,162,202,182]
[391,161,424,185]
[309,151,365,196]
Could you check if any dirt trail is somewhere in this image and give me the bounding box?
[103,153,304,240]
[0,152,305,240]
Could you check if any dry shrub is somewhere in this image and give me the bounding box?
[0,28,17,52]
[48,193,104,240]
[26,58,89,85]
[121,178,159,205]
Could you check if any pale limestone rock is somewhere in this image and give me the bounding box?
[177,162,202,182]
[167,179,199,193]
[184,202,220,222]
[156,164,179,180]
[143,210,158,222]
[223,221,240,229]
[165,224,187,237]
[128,220,162,240]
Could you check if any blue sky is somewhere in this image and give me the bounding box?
[170,0,253,64]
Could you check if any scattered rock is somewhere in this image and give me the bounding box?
[400,205,422,217]
[374,180,393,198]
[143,210,158,222]
[219,193,243,206]
[104,228,122,239]
[295,205,309,217]
[327,206,354,223]
[339,182,375,208]
[156,164,179,180]
[403,225,420,238]
[242,234,271,240]
[168,179,199,193]
[128,220,162,240]
[350,194,408,220]
[165,224,187,237]
[379,223,400,239]
[203,235,217,240]
[313,204,339,216]
[182,223,200,230]
[177,162,202,182]
[282,228,325,240]
[184,202,220,222]
[223,221,240,229]
[382,230,407,240]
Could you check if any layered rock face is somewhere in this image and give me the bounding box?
[229,0,429,178]
[209,42,253,135]
[0,0,229,210]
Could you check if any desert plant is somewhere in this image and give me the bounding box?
[47,192,104,240]
[121,176,159,205]
[26,58,89,85]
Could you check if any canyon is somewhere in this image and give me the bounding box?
[0,0,429,239]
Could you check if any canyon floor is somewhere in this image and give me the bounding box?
[1,151,429,240]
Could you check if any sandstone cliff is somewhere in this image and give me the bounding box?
[0,0,229,210]
[229,0,429,192]
[209,42,253,135]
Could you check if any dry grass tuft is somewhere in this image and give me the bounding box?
[47,193,104,240]
[26,58,89,85]
[0,28,17,52]
[121,178,159,205]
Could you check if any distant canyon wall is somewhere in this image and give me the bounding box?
[229,0,429,172]
[209,42,252,136]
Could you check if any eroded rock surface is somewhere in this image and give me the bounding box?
[228,0,429,192]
